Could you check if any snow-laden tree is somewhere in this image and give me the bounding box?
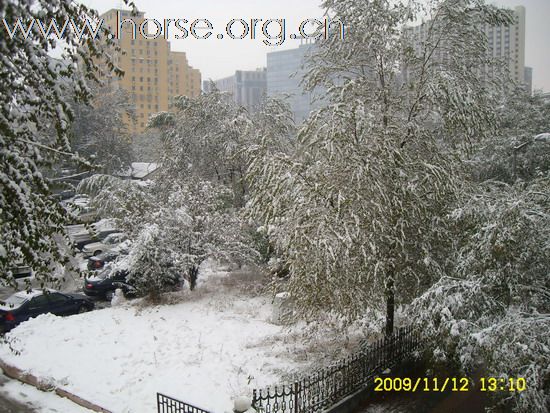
[124,222,183,302]
[411,177,550,412]
[125,178,261,297]
[77,174,155,231]
[149,90,253,207]
[0,0,132,285]
[79,171,261,298]
[246,0,512,330]
[78,91,287,299]
[132,128,163,162]
[70,83,134,174]
[469,87,550,183]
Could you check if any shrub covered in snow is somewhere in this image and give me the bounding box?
[412,177,550,412]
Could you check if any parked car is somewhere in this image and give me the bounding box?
[87,250,121,271]
[84,262,183,301]
[8,266,32,280]
[75,205,98,224]
[83,268,134,300]
[0,289,94,333]
[52,189,76,201]
[82,233,129,258]
[61,195,98,224]
[70,228,120,251]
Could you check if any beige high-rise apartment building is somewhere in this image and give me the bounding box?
[100,9,201,134]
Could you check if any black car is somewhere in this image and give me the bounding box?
[84,268,132,300]
[87,250,120,271]
[0,289,94,333]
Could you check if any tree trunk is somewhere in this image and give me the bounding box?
[385,270,395,337]
[189,265,198,291]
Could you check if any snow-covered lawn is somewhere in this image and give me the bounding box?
[0,266,320,413]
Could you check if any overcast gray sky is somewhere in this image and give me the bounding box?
[79,0,550,92]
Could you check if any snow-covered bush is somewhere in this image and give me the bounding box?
[126,223,183,302]
[468,88,550,183]
[412,177,550,412]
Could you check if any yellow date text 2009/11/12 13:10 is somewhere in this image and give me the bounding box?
[373,377,527,392]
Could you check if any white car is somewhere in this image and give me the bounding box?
[82,233,129,258]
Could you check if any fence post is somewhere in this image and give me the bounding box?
[294,381,300,413]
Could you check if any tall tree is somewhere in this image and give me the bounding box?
[0,0,132,286]
[246,0,512,330]
[149,91,252,207]
[70,83,134,174]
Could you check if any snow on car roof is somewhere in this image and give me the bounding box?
[12,288,55,298]
[0,289,56,310]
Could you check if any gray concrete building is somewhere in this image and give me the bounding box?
[203,68,267,112]
[406,6,529,89]
[485,6,526,86]
[266,42,324,124]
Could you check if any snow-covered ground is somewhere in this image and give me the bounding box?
[0,263,365,413]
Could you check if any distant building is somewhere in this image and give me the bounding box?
[485,6,526,86]
[266,42,324,123]
[541,92,550,104]
[98,9,201,134]
[406,6,528,88]
[203,68,267,112]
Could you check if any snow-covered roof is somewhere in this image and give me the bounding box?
[118,162,160,180]
[534,133,550,143]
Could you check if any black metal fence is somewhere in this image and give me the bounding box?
[157,393,212,413]
[252,326,421,413]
